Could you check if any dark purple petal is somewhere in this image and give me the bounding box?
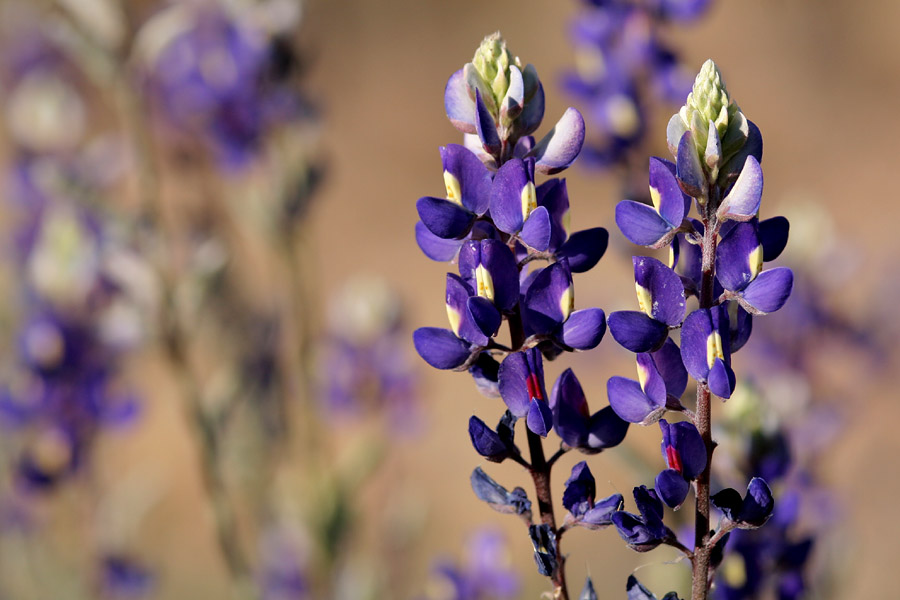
[679,309,713,381]
[707,357,736,399]
[475,89,501,155]
[729,302,753,352]
[739,267,793,314]
[607,376,658,424]
[558,227,608,273]
[608,310,668,353]
[416,221,463,261]
[468,416,509,462]
[416,196,474,239]
[649,157,687,226]
[759,216,789,262]
[717,156,763,222]
[514,135,535,158]
[615,200,673,247]
[719,119,763,185]
[560,308,606,350]
[655,468,690,509]
[458,239,520,311]
[440,144,492,215]
[523,260,573,334]
[659,419,707,480]
[536,179,569,250]
[710,487,743,522]
[530,107,585,174]
[498,352,531,418]
[651,338,688,398]
[445,273,472,337]
[490,159,530,234]
[469,353,500,398]
[717,221,762,292]
[563,461,596,515]
[518,81,545,135]
[676,131,705,198]
[470,467,531,516]
[413,327,470,370]
[741,477,775,527]
[526,399,553,437]
[520,205,552,251]
[551,368,589,447]
[586,406,629,451]
[633,256,686,326]
[444,69,476,133]
[636,353,668,408]
[461,296,501,345]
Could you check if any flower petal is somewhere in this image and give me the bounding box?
[676,130,705,198]
[416,196,474,239]
[444,68,476,134]
[530,107,585,174]
[441,143,492,215]
[649,157,687,226]
[608,310,668,353]
[586,406,629,451]
[489,158,530,234]
[520,205,552,251]
[633,256,686,326]
[759,216,790,262]
[526,399,553,437]
[717,155,763,222]
[413,327,470,370]
[560,308,606,350]
[651,338,688,398]
[475,89,501,155]
[607,376,658,424]
[558,227,608,273]
[615,200,674,248]
[415,221,462,261]
[655,468,690,509]
[739,267,793,314]
[716,220,762,292]
[523,261,573,334]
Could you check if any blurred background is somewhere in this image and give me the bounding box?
[0,0,897,598]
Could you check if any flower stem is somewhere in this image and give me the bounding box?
[508,306,570,600]
[691,202,719,600]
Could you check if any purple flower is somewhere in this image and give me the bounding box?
[498,349,553,436]
[626,574,683,600]
[607,338,687,424]
[608,256,686,353]
[551,368,628,452]
[611,486,673,551]
[416,144,492,240]
[711,478,775,529]
[680,305,736,398]
[655,419,707,509]
[615,158,690,248]
[717,221,793,315]
[522,260,607,351]
[468,412,518,463]
[562,461,624,529]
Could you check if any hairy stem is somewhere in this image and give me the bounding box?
[691,201,719,600]
[508,307,569,600]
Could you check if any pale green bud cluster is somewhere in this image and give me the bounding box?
[464,33,541,134]
[675,59,749,179]
[472,33,517,106]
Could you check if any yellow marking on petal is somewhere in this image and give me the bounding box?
[722,554,747,589]
[635,282,653,318]
[443,171,462,206]
[749,244,763,280]
[707,331,725,369]
[475,264,495,302]
[562,208,571,237]
[446,304,462,336]
[636,360,650,391]
[668,244,676,268]
[649,185,662,212]
[559,285,574,321]
[521,180,537,221]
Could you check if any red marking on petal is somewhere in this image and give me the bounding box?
[526,373,544,401]
[666,445,683,474]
